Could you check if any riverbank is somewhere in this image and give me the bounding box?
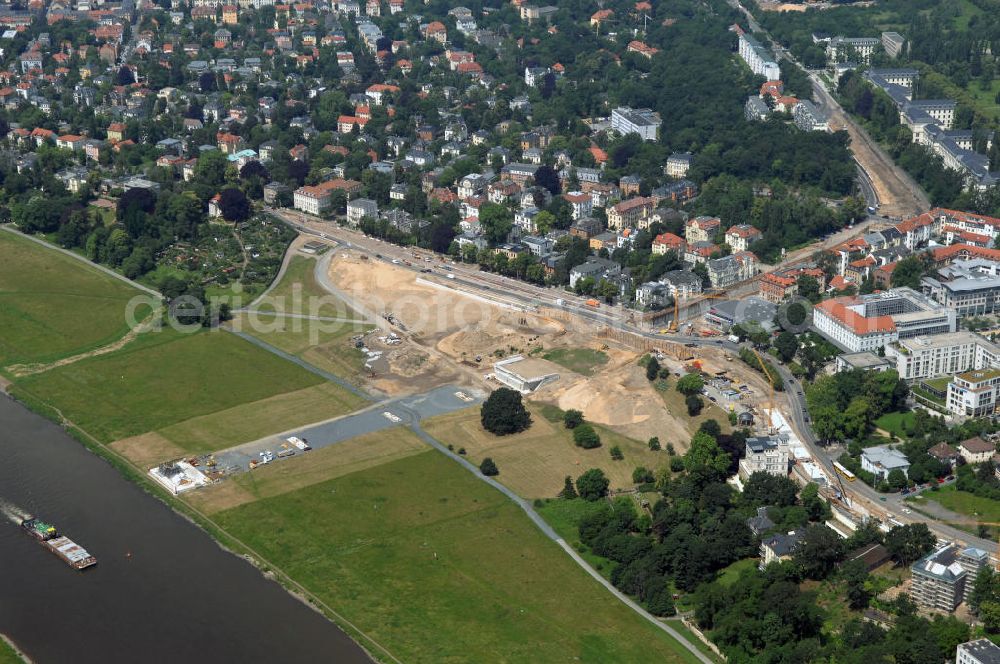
[0,634,30,664]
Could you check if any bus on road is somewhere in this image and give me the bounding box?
[833,461,856,482]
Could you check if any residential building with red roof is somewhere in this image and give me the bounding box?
[725,224,763,252]
[652,232,686,255]
[685,215,721,244]
[627,40,659,59]
[814,288,955,353]
[607,196,654,230]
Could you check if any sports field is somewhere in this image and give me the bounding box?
[422,405,667,499]
[12,327,365,446]
[0,231,145,367]
[213,437,701,664]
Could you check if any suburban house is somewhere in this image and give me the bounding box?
[860,445,910,480]
[959,437,995,464]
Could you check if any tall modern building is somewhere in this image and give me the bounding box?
[610,107,661,141]
[910,544,989,612]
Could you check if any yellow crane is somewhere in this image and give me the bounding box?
[666,290,728,333]
[749,347,776,427]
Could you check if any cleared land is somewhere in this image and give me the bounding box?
[422,404,668,499]
[0,231,145,367]
[13,328,362,446]
[214,442,700,664]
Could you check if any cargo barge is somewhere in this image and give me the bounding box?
[21,517,97,570]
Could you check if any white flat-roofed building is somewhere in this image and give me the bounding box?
[887,331,1000,380]
[947,368,1000,417]
[923,259,1000,317]
[738,32,781,80]
[814,288,957,353]
[610,106,661,141]
[492,355,560,393]
[957,639,1000,664]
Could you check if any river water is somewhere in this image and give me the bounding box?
[0,394,371,664]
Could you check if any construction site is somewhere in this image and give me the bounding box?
[324,250,783,454]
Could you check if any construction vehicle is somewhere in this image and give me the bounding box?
[585,298,600,308]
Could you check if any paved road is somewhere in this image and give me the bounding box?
[1,225,162,298]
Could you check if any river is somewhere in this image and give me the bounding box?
[0,394,371,664]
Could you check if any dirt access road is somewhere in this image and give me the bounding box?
[809,74,930,219]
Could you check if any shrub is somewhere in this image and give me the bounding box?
[480,387,531,435]
[480,457,499,476]
[563,409,584,429]
[573,423,602,449]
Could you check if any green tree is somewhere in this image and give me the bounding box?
[801,483,830,522]
[479,202,513,244]
[676,373,704,396]
[218,187,251,222]
[796,275,820,303]
[742,472,799,508]
[480,457,499,476]
[891,256,925,289]
[559,475,578,499]
[563,409,584,429]
[573,423,602,449]
[576,468,610,501]
[885,524,935,565]
[684,431,731,484]
[610,445,624,460]
[646,356,661,381]
[632,466,654,483]
[841,559,871,609]
[480,387,532,435]
[774,331,799,363]
[793,524,844,579]
[686,394,704,416]
[887,468,908,491]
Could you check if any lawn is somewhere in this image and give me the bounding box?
[926,484,1000,524]
[237,312,372,382]
[0,637,24,664]
[657,386,733,439]
[422,405,669,499]
[874,411,916,439]
[215,445,701,664]
[715,558,757,587]
[12,328,362,445]
[0,231,145,367]
[253,255,364,320]
[540,347,609,376]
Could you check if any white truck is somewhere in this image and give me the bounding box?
[727,334,740,344]
[287,436,312,451]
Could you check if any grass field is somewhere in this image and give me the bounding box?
[422,405,669,499]
[0,637,25,664]
[13,328,362,445]
[874,411,916,439]
[657,387,734,439]
[926,484,1000,524]
[237,312,372,381]
[253,256,363,319]
[0,231,145,367]
[540,348,609,376]
[214,443,701,664]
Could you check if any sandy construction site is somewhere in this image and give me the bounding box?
[327,250,774,450]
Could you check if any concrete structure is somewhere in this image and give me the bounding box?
[610,107,661,141]
[881,32,906,59]
[792,100,830,132]
[492,356,559,393]
[957,639,1000,664]
[738,435,788,480]
[738,32,781,81]
[923,259,1000,317]
[834,352,893,373]
[860,445,909,480]
[947,368,1000,417]
[911,544,987,611]
[886,331,1000,381]
[813,289,957,353]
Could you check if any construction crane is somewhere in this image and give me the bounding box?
[749,347,776,428]
[666,290,728,333]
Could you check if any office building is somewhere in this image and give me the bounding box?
[886,331,1000,380]
[610,107,661,141]
[947,368,1000,417]
[737,31,781,81]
